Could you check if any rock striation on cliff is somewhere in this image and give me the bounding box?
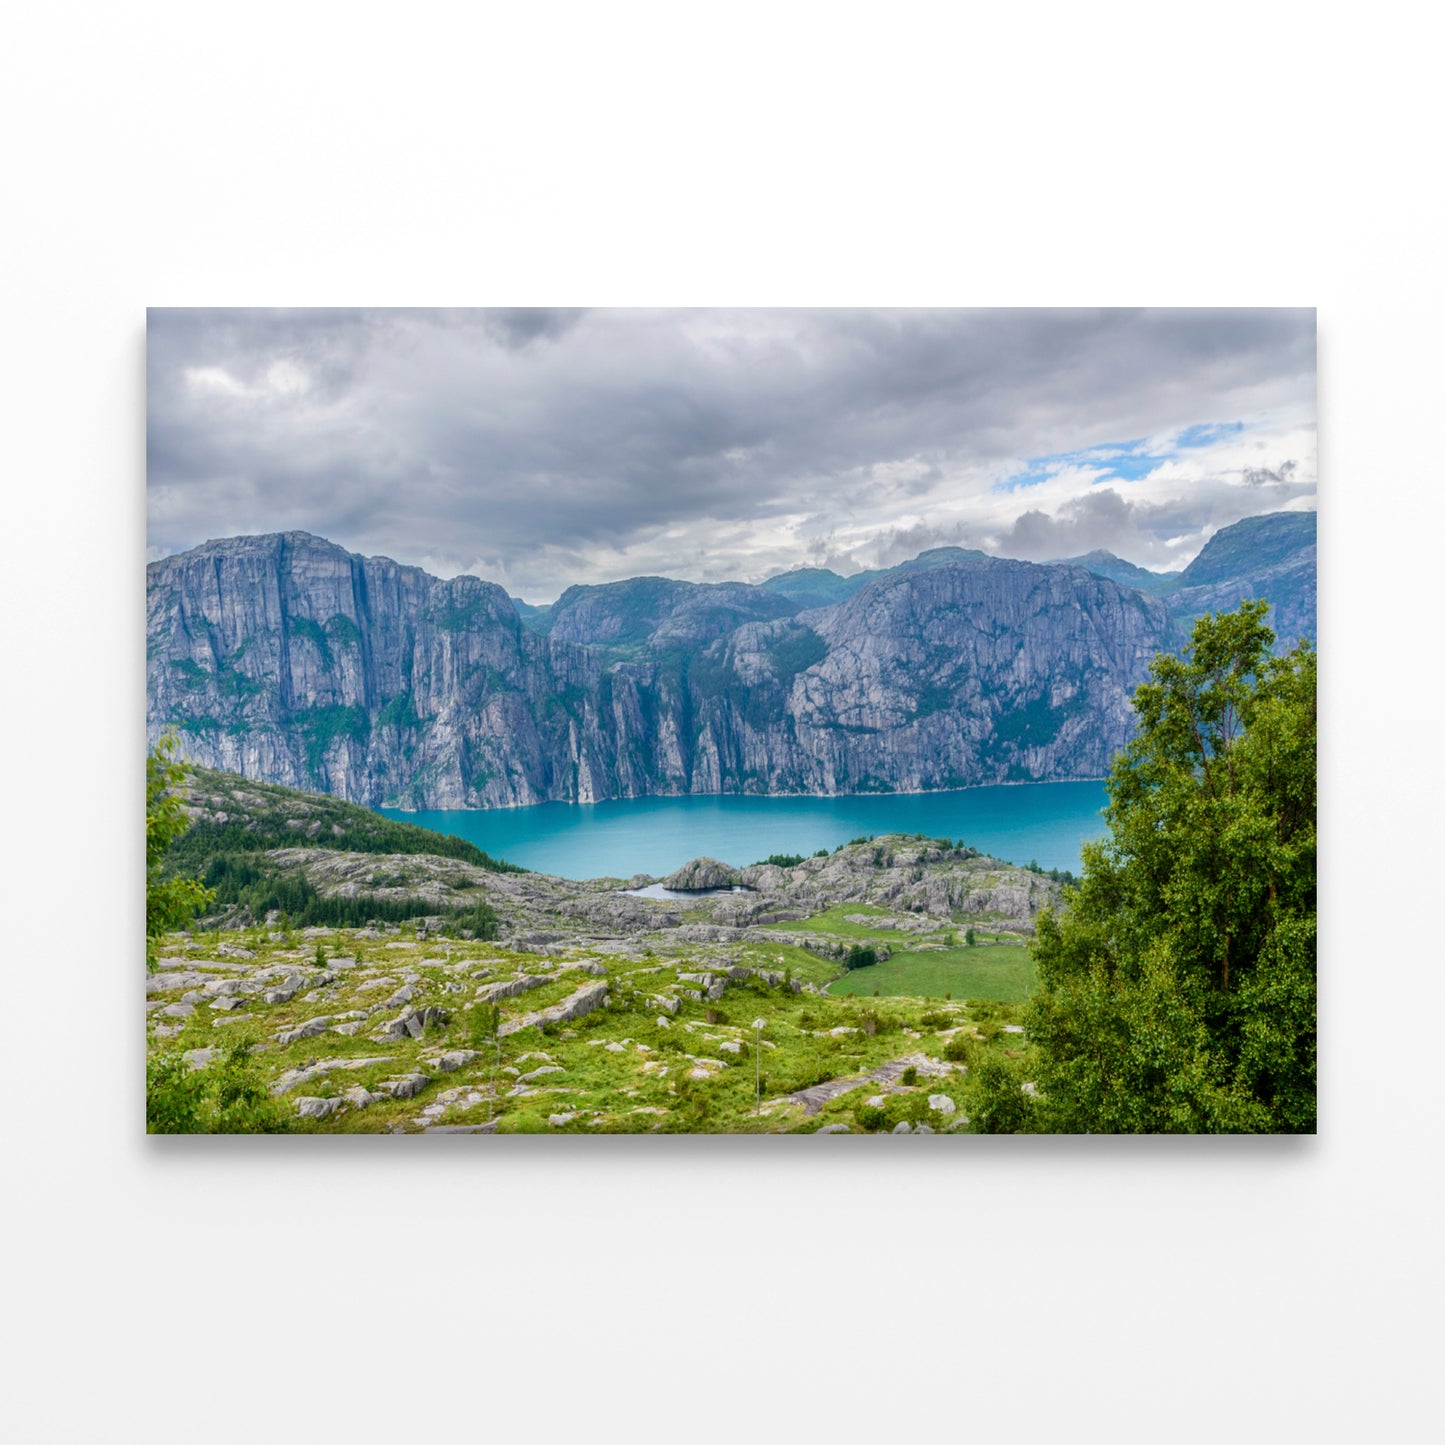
[146,513,1313,809]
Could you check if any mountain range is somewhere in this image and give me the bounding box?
[145,510,1315,809]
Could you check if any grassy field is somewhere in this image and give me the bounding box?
[826,942,1036,1002]
[147,920,1046,1133]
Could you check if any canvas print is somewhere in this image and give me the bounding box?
[145,308,1317,1134]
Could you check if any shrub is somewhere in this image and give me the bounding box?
[855,1104,888,1131]
[843,945,877,970]
[943,1035,972,1063]
[900,1065,918,1086]
[146,1038,293,1133]
[967,1057,1037,1134]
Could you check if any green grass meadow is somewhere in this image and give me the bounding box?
[826,942,1036,1002]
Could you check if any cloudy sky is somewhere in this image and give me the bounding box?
[147,308,1316,602]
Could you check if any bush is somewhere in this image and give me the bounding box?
[146,1038,293,1133]
[843,945,877,970]
[900,1065,918,1086]
[943,1035,973,1063]
[967,1057,1037,1134]
[855,1104,888,1131]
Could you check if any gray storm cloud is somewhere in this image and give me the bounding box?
[147,307,1316,598]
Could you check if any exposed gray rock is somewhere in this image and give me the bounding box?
[146,971,208,994]
[276,1016,332,1044]
[429,1050,481,1074]
[146,530,1223,808]
[475,974,553,1004]
[663,858,740,891]
[927,1094,957,1114]
[500,981,608,1038]
[295,1096,343,1119]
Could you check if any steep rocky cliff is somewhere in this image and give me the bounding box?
[146,517,1311,810]
[1162,509,1316,646]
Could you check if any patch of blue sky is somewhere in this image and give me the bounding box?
[993,420,1244,493]
[994,437,1146,492]
[1175,421,1244,448]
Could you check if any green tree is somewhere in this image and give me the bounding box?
[147,1036,293,1133]
[1019,601,1316,1133]
[146,733,214,969]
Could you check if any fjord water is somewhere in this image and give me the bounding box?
[382,780,1109,881]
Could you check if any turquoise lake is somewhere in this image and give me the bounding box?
[382,780,1109,881]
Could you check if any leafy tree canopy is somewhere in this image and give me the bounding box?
[1017,601,1316,1133]
[146,733,214,969]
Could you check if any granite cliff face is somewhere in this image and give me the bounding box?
[147,515,1312,809]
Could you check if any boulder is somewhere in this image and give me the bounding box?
[276,1016,332,1045]
[475,974,553,1004]
[430,1050,481,1074]
[662,857,739,892]
[928,1094,957,1114]
[294,1096,342,1119]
